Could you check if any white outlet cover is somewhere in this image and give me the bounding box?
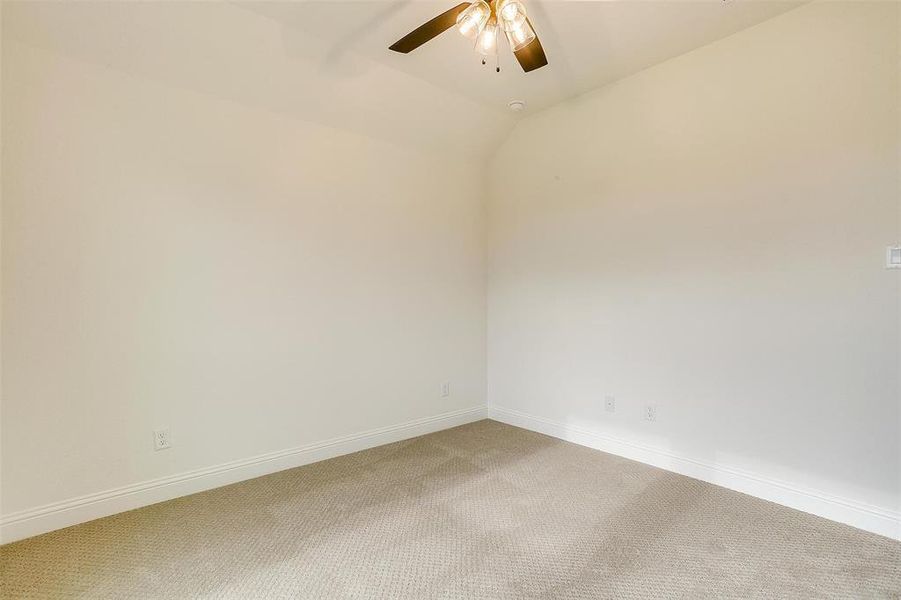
[440,382,450,398]
[644,405,657,422]
[604,396,615,412]
[153,428,172,450]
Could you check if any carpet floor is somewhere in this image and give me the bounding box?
[1,420,899,599]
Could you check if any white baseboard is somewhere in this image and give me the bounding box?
[489,405,900,541]
[1,405,488,544]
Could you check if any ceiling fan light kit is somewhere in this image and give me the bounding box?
[389,0,548,74]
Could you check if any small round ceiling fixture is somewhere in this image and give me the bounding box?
[508,100,526,112]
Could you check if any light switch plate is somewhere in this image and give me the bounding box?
[888,246,901,269]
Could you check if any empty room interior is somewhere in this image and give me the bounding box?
[1,0,900,597]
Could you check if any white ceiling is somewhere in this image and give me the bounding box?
[3,1,803,157]
[2,0,512,159]
[240,1,804,115]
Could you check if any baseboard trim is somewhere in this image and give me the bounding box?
[1,405,489,544]
[489,406,900,541]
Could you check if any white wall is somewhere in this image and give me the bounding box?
[488,1,900,534]
[3,0,900,543]
[0,35,487,529]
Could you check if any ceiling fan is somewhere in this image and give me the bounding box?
[389,0,548,73]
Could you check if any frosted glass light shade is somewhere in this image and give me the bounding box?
[476,17,498,57]
[456,1,490,39]
[497,0,527,32]
[504,19,535,51]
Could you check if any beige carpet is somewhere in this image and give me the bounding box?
[2,420,899,599]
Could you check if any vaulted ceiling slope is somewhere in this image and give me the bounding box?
[241,1,803,113]
[3,1,803,159]
[1,0,514,161]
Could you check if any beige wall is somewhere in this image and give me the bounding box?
[2,0,899,541]
[488,1,900,516]
[1,39,487,518]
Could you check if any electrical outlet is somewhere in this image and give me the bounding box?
[604,395,616,413]
[153,428,172,451]
[440,382,450,398]
[643,405,657,422]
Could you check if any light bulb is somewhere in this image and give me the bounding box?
[476,17,498,57]
[504,18,535,51]
[497,0,526,32]
[456,1,490,40]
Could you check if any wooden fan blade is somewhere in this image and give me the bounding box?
[389,3,470,54]
[513,19,548,73]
